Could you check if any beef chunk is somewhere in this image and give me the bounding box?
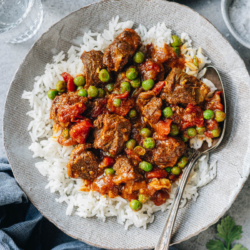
[136,91,162,124]
[138,59,165,81]
[80,50,105,88]
[161,68,210,105]
[93,114,131,155]
[88,98,109,118]
[170,105,184,129]
[50,92,88,127]
[152,137,186,167]
[113,156,142,185]
[67,144,99,180]
[103,28,142,72]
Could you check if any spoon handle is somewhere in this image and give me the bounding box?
[155,150,202,250]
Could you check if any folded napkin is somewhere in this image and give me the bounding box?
[0,157,178,250]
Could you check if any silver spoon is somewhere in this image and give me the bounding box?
[155,66,227,250]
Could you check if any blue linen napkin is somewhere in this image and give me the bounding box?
[0,157,178,250]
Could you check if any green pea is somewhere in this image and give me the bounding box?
[133,51,145,64]
[129,109,137,119]
[171,166,181,175]
[78,89,88,97]
[196,126,206,135]
[126,139,136,149]
[181,134,189,142]
[106,83,114,92]
[171,35,182,47]
[113,98,121,107]
[77,86,84,90]
[138,194,149,203]
[62,128,70,139]
[163,107,173,118]
[99,69,110,82]
[126,67,138,80]
[88,86,98,98]
[215,111,226,122]
[187,128,197,137]
[47,89,58,100]
[165,167,172,173]
[178,156,188,168]
[74,76,86,86]
[105,168,115,176]
[143,138,155,149]
[56,80,67,92]
[98,88,105,98]
[211,127,221,138]
[142,79,155,91]
[120,81,131,93]
[203,110,215,120]
[129,199,142,211]
[140,128,152,137]
[173,47,180,56]
[170,124,179,136]
[193,55,199,67]
[130,78,141,88]
[139,161,153,172]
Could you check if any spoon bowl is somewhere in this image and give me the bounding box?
[155,66,227,250]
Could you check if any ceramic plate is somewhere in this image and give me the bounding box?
[4,0,250,248]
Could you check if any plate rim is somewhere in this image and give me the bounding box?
[3,0,250,248]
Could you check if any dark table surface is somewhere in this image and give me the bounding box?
[0,0,249,249]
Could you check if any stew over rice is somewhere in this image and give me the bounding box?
[48,28,225,211]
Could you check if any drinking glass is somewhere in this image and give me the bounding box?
[0,0,43,43]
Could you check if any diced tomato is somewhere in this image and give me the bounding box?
[152,81,165,95]
[58,103,87,123]
[204,131,213,138]
[181,104,204,130]
[204,119,220,138]
[206,119,219,131]
[70,120,93,144]
[205,91,223,111]
[102,156,115,167]
[153,119,172,139]
[61,72,76,92]
[146,168,168,179]
[116,91,129,99]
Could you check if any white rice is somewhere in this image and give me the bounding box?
[22,16,217,229]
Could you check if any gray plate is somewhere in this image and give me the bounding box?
[3,0,250,249]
